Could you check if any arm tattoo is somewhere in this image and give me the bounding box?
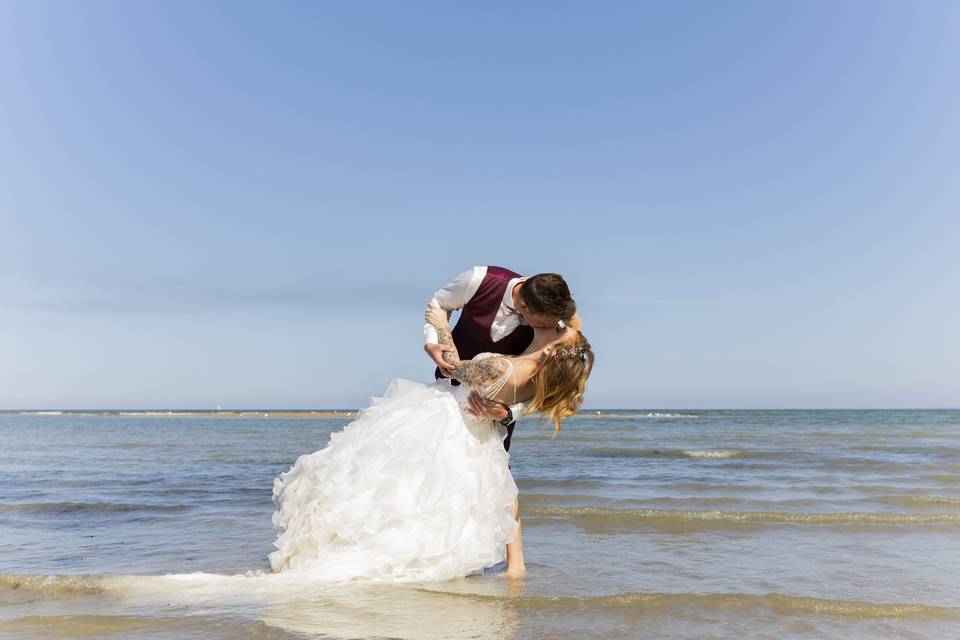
[436,326,462,367]
[436,324,510,389]
[452,357,509,389]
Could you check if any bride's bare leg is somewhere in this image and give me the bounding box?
[505,497,526,577]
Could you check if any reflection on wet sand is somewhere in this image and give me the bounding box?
[114,571,520,640]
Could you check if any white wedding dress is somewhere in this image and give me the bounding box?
[268,354,520,583]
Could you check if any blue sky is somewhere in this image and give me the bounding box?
[1,1,957,409]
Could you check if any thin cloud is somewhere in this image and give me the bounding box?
[1,275,426,316]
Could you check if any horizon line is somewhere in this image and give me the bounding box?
[2,407,958,413]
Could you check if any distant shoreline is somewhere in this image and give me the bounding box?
[0,409,702,420]
[1,410,358,419]
[2,409,954,420]
[0,409,682,419]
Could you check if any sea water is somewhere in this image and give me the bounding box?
[1,409,958,639]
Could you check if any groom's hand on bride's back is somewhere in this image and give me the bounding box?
[466,392,510,421]
[425,343,456,377]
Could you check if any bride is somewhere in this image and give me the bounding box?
[268,305,594,583]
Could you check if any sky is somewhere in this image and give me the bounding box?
[0,1,957,409]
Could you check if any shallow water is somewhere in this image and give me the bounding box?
[2,408,959,639]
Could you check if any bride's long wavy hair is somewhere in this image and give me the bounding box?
[528,332,594,432]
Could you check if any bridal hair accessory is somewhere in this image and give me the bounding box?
[555,345,589,364]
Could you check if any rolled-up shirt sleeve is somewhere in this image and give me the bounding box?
[508,402,528,422]
[423,266,486,345]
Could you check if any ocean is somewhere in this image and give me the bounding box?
[1,408,958,639]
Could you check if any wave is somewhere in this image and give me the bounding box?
[516,478,612,491]
[586,447,745,459]
[662,481,760,493]
[852,484,960,496]
[854,445,960,455]
[0,571,282,597]
[525,506,960,528]
[521,492,743,509]
[875,495,960,508]
[0,502,191,514]
[583,446,960,467]
[577,412,700,419]
[0,573,116,595]
[4,574,955,621]
[0,614,303,639]
[683,449,740,459]
[417,588,960,620]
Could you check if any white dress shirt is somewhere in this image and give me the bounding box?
[423,266,528,345]
[424,266,529,421]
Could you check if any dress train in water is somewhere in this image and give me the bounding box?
[269,377,519,582]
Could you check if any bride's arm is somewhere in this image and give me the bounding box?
[450,353,510,389]
[426,305,511,388]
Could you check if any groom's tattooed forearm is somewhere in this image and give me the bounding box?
[436,325,510,394]
[436,326,463,367]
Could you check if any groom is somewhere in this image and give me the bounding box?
[423,266,581,578]
[423,266,581,452]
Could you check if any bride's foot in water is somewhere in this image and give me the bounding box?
[503,508,526,578]
[502,565,527,579]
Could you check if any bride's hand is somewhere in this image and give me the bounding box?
[424,304,449,329]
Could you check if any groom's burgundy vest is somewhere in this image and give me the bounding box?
[434,266,534,452]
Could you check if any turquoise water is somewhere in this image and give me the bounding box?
[2,409,959,638]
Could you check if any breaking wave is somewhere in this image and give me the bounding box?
[526,506,960,527]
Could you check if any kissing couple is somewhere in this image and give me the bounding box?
[270,266,593,582]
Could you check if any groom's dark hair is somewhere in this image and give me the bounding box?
[520,273,576,320]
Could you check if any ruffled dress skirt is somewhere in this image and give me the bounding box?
[268,379,519,582]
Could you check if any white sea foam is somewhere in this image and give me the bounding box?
[683,450,741,459]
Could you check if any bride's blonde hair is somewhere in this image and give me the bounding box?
[527,332,594,432]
